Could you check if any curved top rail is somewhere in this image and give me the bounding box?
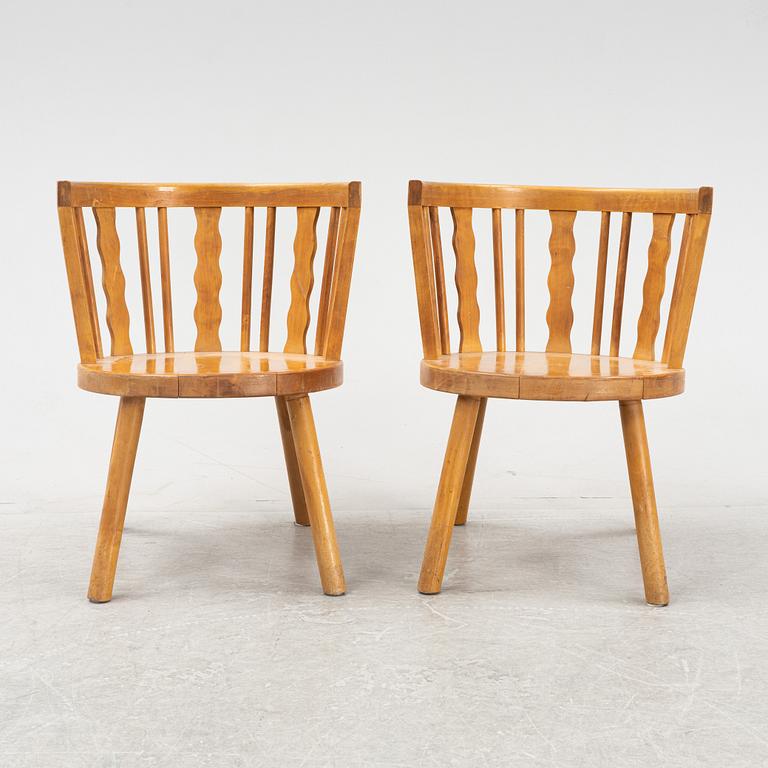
[409,180,711,214]
[58,181,361,209]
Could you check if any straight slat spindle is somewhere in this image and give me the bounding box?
[240,206,255,351]
[314,207,340,356]
[75,208,103,358]
[135,207,156,353]
[259,207,276,352]
[590,211,611,355]
[429,207,450,355]
[515,209,525,351]
[609,212,632,357]
[157,207,174,352]
[491,208,505,351]
[663,213,711,368]
[324,204,361,361]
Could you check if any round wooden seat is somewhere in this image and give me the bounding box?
[78,352,343,398]
[420,352,684,401]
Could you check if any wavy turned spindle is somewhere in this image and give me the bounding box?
[634,213,675,361]
[285,207,320,354]
[259,207,276,352]
[135,208,156,353]
[591,211,611,356]
[450,208,482,352]
[609,212,633,357]
[93,207,132,356]
[515,209,525,351]
[240,206,255,352]
[545,210,577,353]
[192,207,223,352]
[157,207,174,353]
[314,207,340,356]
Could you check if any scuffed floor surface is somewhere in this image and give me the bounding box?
[1,502,767,767]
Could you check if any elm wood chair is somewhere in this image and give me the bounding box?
[58,181,360,601]
[408,180,712,605]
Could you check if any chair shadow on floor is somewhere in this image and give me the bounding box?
[114,512,658,606]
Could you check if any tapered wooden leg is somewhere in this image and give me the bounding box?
[275,396,310,526]
[619,400,669,606]
[88,396,146,603]
[285,395,345,596]
[454,397,487,526]
[418,395,482,594]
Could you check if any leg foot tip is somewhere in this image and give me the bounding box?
[646,600,669,607]
[293,521,311,528]
[88,596,112,604]
[323,590,346,597]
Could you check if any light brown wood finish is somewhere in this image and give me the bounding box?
[58,180,361,600]
[634,214,675,360]
[193,207,223,352]
[75,207,103,359]
[88,396,145,603]
[454,397,487,526]
[619,400,669,605]
[610,212,632,357]
[314,207,340,356]
[240,206,255,352]
[285,207,320,354]
[451,208,482,352]
[135,207,156,353]
[408,180,712,602]
[285,395,346,595]
[591,211,611,355]
[93,207,132,355]
[545,210,577,353]
[157,207,174,352]
[259,207,277,352]
[491,209,505,351]
[515,209,525,351]
[418,395,482,593]
[429,206,451,354]
[275,395,310,526]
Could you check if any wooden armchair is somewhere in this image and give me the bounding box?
[58,181,360,601]
[408,181,712,605]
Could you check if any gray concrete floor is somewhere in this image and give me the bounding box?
[2,501,767,767]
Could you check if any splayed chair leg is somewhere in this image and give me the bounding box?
[275,395,310,526]
[285,395,345,596]
[454,397,487,526]
[418,395,482,594]
[619,400,669,606]
[88,396,145,603]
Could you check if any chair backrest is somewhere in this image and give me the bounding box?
[58,181,361,364]
[408,181,712,368]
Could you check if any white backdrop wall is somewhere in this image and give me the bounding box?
[1,0,766,518]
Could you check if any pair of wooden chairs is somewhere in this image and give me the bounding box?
[58,180,712,606]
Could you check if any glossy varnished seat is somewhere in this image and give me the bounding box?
[421,352,684,401]
[78,352,343,398]
[408,180,713,605]
[58,181,361,601]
